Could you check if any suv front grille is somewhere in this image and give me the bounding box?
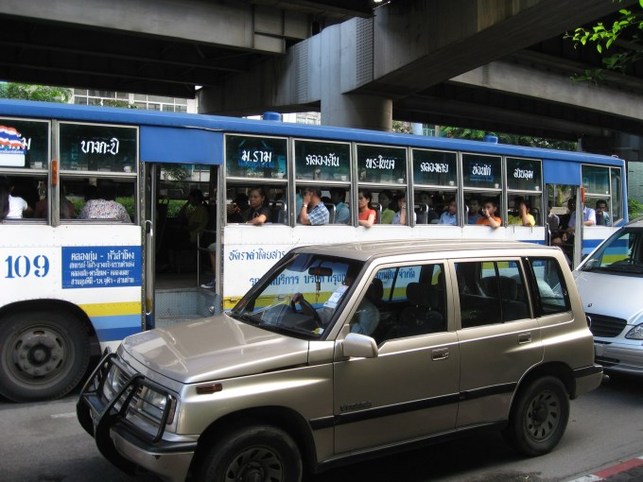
[588,313,627,338]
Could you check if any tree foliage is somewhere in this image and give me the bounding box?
[568,1,643,82]
[0,82,73,103]
[439,126,578,150]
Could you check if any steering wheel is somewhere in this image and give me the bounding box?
[290,294,322,328]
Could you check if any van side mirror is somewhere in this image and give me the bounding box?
[342,333,378,358]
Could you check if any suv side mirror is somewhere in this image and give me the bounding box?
[342,333,378,358]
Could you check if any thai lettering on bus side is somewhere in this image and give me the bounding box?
[419,162,449,173]
[305,153,340,167]
[4,254,50,279]
[470,163,492,177]
[80,137,120,155]
[241,149,273,164]
[365,156,395,170]
[513,168,534,180]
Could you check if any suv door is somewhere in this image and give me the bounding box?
[332,263,460,453]
[453,258,543,427]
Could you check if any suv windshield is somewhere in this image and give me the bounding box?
[580,227,643,275]
[230,253,364,339]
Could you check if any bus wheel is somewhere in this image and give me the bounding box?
[0,311,90,402]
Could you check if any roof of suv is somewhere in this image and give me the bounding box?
[291,239,557,262]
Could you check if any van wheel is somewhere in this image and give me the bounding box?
[196,425,302,482]
[504,376,569,456]
[0,311,90,402]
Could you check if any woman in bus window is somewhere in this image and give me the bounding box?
[379,190,395,224]
[358,189,377,227]
[244,187,272,225]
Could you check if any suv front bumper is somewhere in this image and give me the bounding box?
[76,353,197,482]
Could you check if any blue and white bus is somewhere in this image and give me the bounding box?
[0,99,626,401]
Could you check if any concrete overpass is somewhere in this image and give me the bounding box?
[1,0,641,158]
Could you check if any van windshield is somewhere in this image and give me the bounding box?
[580,228,643,275]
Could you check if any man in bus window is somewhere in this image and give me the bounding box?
[438,198,457,225]
[476,199,501,228]
[330,188,350,224]
[508,197,535,227]
[595,199,611,226]
[566,197,595,233]
[299,187,329,225]
[467,197,483,224]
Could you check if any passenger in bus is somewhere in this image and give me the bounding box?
[392,193,415,225]
[476,199,501,228]
[299,186,329,225]
[565,197,595,233]
[467,197,483,224]
[358,189,377,227]
[79,181,130,223]
[595,199,611,226]
[329,188,350,224]
[244,187,272,225]
[6,178,33,219]
[416,191,439,223]
[508,197,536,226]
[0,177,9,220]
[227,193,249,223]
[176,189,208,242]
[547,203,560,233]
[438,199,457,225]
[34,187,76,219]
[378,190,395,224]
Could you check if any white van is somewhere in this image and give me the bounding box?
[573,218,643,375]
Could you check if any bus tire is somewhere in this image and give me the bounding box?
[0,310,91,402]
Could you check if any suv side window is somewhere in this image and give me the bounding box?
[457,260,529,328]
[527,257,571,315]
[372,263,447,343]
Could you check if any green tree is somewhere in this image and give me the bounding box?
[0,82,73,103]
[439,126,577,150]
[568,1,643,81]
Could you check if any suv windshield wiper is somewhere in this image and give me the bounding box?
[229,312,261,325]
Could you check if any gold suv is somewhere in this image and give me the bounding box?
[77,240,603,482]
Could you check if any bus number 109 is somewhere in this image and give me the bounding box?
[4,255,50,279]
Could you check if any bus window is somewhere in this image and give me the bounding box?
[62,177,136,223]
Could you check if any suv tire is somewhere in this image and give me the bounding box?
[196,425,303,482]
[505,376,570,456]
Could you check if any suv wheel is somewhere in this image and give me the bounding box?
[196,425,302,482]
[505,376,570,456]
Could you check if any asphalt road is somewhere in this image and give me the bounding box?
[1,373,642,482]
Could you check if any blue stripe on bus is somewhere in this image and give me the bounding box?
[91,314,141,330]
[95,326,142,343]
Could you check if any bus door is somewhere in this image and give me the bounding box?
[140,126,223,328]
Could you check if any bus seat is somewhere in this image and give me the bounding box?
[414,204,428,224]
[324,203,336,224]
[271,200,287,224]
[371,202,382,223]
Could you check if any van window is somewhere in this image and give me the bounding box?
[528,258,571,315]
[579,228,643,276]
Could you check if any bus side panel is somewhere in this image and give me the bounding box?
[0,224,144,349]
[221,224,547,309]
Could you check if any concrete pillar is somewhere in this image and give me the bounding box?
[319,19,392,131]
[322,93,392,131]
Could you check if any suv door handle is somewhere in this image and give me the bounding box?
[518,332,532,344]
[432,348,449,360]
